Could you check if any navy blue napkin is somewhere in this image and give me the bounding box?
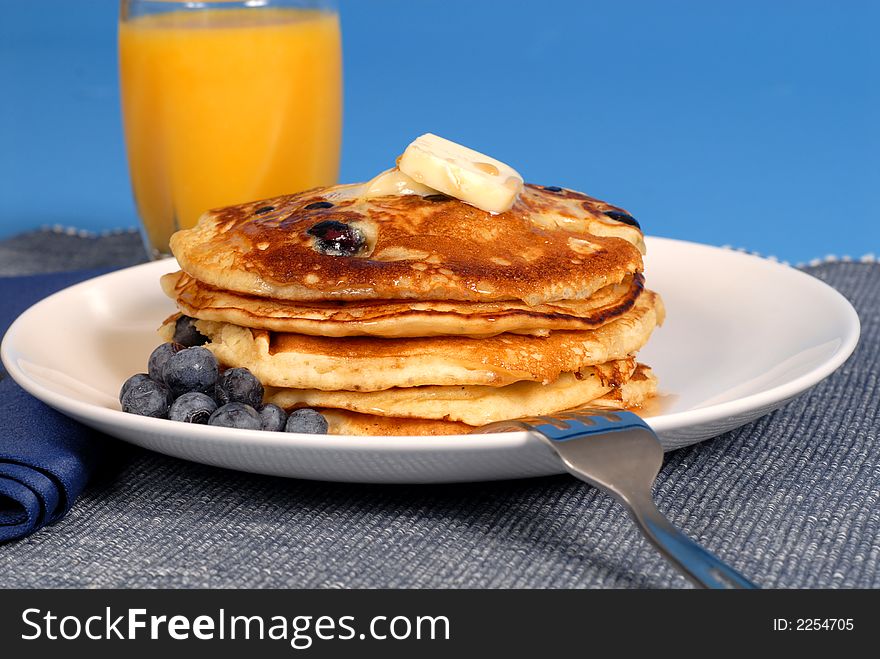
[0,269,111,542]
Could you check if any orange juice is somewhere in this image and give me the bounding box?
[119,8,342,255]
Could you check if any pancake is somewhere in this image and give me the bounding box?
[320,364,658,435]
[187,290,663,391]
[266,359,637,425]
[321,410,473,436]
[169,182,645,306]
[162,155,665,435]
[161,270,645,338]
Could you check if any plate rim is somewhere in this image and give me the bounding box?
[1,236,861,454]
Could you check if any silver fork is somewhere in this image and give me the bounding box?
[473,409,758,589]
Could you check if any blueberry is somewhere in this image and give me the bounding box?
[162,346,219,396]
[602,210,641,230]
[285,408,329,434]
[215,367,264,408]
[208,402,261,430]
[543,185,563,192]
[172,315,208,347]
[304,200,334,210]
[254,205,275,215]
[148,342,184,383]
[121,379,172,418]
[258,403,288,432]
[120,373,151,404]
[168,392,217,424]
[307,220,366,257]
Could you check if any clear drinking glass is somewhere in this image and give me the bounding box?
[119,0,342,258]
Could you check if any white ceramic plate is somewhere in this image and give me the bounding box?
[1,237,860,483]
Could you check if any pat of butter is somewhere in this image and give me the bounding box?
[364,168,438,198]
[398,133,523,214]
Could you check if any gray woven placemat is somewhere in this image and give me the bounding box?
[0,230,877,588]
[0,228,148,276]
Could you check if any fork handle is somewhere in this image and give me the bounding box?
[625,494,758,589]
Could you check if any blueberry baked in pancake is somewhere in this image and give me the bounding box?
[154,134,664,435]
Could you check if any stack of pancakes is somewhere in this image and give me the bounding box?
[160,182,664,435]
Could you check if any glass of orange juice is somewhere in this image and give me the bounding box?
[119,0,342,258]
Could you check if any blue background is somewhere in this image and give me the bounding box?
[1,0,877,262]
